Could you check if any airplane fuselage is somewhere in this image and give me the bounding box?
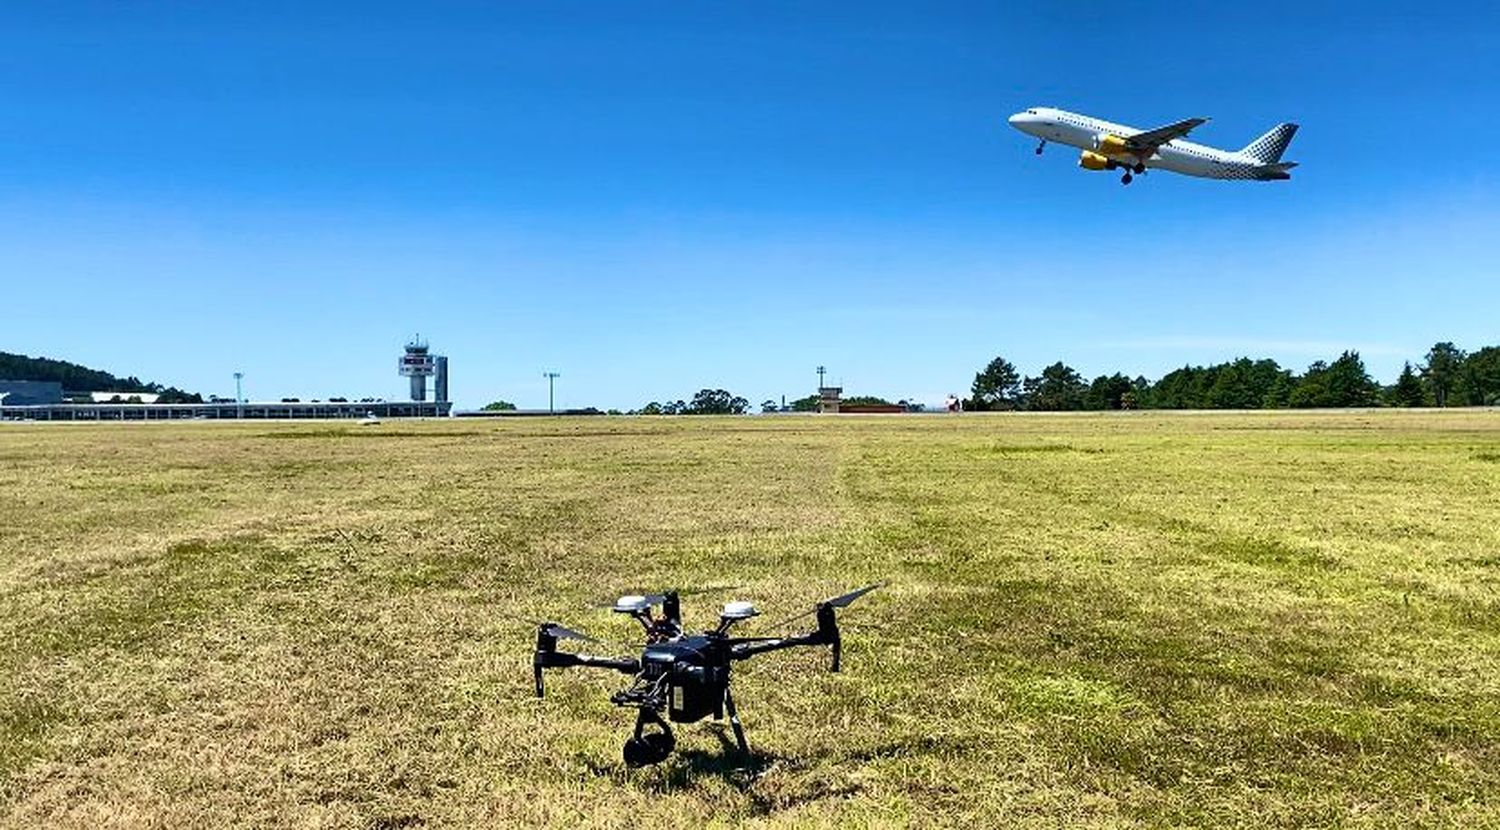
[1009,107,1291,181]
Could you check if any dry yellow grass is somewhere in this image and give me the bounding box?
[2,411,1498,827]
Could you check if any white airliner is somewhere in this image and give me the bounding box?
[1008,107,1298,185]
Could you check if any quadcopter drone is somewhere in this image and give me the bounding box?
[527,583,882,767]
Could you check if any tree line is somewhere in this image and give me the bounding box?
[968,342,1500,411]
[767,395,921,413]
[634,388,751,415]
[629,392,924,415]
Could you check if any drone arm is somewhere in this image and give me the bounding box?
[544,652,640,672]
[533,647,640,697]
[729,604,842,670]
[729,632,822,659]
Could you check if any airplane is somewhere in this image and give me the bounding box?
[1008,107,1298,185]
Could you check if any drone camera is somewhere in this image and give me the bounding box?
[623,711,676,767]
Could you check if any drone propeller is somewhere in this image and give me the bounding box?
[761,582,887,630]
[498,611,599,643]
[540,622,597,643]
[823,582,885,609]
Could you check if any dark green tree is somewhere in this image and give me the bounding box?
[686,389,749,415]
[1289,352,1377,408]
[1084,373,1133,410]
[1260,368,1296,409]
[970,356,1021,411]
[1151,365,1209,409]
[1422,342,1465,407]
[1246,359,1293,409]
[1288,361,1332,408]
[1461,346,1500,406]
[1019,375,1042,409]
[1388,362,1426,407]
[482,400,517,411]
[1324,351,1379,407]
[156,388,203,404]
[1028,362,1086,411]
[760,399,779,413]
[1204,359,1257,409]
[788,394,820,412]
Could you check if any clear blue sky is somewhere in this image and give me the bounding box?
[3,2,1497,409]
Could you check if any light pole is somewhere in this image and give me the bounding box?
[233,371,244,419]
[816,365,826,390]
[543,371,560,414]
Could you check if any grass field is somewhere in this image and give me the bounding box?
[2,411,1498,828]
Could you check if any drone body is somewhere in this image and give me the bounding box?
[530,584,881,767]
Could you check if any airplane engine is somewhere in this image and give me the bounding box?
[1078,151,1112,171]
[1093,134,1131,155]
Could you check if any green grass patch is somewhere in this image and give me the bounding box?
[2,411,1499,826]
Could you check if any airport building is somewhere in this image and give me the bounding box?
[1,399,449,421]
[0,340,452,421]
[0,380,63,407]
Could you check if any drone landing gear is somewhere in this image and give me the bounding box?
[624,708,675,768]
[1035,139,1046,155]
[723,684,749,756]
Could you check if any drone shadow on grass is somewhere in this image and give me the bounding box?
[583,725,890,816]
[583,726,780,786]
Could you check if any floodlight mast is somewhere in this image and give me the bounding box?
[233,372,244,419]
[543,371,561,414]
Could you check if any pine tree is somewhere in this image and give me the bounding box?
[1390,362,1426,407]
[970,356,1021,411]
[1422,342,1465,407]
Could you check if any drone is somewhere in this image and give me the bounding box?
[527,583,882,767]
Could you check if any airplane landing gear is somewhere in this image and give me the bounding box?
[1121,171,1133,185]
[1035,140,1046,155]
[1133,163,1146,174]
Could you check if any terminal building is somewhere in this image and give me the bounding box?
[0,340,451,421]
[0,399,450,422]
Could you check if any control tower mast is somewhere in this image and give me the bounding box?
[398,337,437,402]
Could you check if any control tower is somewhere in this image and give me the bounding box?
[398,337,445,402]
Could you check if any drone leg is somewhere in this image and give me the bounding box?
[723,685,749,756]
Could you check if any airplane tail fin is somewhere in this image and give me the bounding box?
[1240,123,1299,164]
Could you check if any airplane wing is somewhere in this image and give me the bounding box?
[1126,117,1208,152]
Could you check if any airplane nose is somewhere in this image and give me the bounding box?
[1008,112,1023,126]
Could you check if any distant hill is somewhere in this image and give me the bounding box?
[0,351,202,403]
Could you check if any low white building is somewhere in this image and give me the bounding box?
[89,391,161,404]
